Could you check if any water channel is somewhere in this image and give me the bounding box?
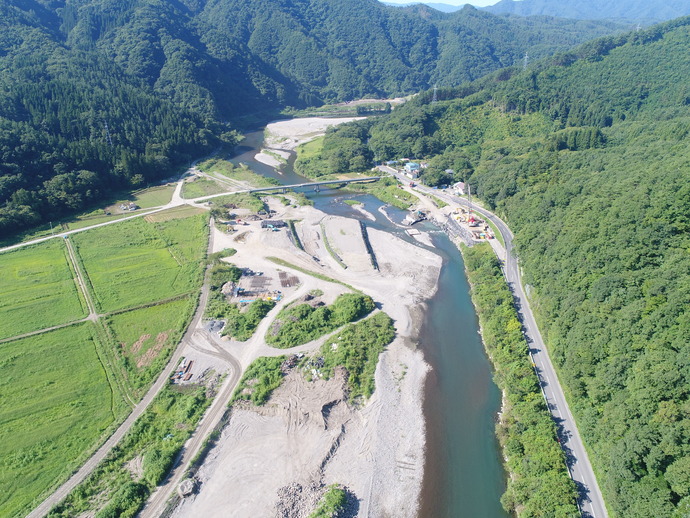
[232,129,509,518]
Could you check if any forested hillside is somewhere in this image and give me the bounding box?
[316,17,690,517]
[0,0,624,237]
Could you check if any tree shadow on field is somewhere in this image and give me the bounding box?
[340,487,360,518]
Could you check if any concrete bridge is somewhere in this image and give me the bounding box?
[247,176,381,194]
[192,176,382,203]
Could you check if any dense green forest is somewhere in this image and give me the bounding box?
[0,0,625,237]
[317,17,690,517]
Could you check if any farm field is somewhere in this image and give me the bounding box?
[144,205,206,223]
[0,240,86,340]
[107,297,196,397]
[72,214,208,313]
[0,323,118,518]
[103,184,176,213]
[181,177,226,199]
[62,185,177,231]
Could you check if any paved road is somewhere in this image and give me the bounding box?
[380,166,608,518]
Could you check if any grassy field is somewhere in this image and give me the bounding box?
[98,184,175,214]
[72,214,208,313]
[0,240,86,340]
[63,185,177,231]
[208,193,266,213]
[296,136,324,160]
[0,323,117,518]
[346,177,416,210]
[198,158,278,188]
[181,177,226,199]
[107,297,196,397]
[143,206,207,223]
[0,186,177,246]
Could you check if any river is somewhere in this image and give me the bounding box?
[232,129,509,518]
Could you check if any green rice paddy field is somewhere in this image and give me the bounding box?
[72,214,208,313]
[0,211,209,517]
[107,296,196,397]
[0,241,86,340]
[0,324,115,518]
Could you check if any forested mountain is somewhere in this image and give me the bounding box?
[486,0,690,23]
[0,0,624,237]
[315,17,690,517]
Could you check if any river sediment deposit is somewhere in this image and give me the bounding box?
[173,198,441,517]
[174,118,509,517]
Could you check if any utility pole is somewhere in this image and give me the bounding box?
[104,121,113,147]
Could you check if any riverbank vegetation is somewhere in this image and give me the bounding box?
[220,300,276,341]
[462,244,578,518]
[308,484,348,518]
[319,312,395,402]
[231,356,286,406]
[346,177,416,210]
[266,293,375,348]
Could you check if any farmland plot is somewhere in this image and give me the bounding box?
[0,324,116,518]
[72,214,208,313]
[0,240,86,340]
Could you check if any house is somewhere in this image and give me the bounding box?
[403,162,421,178]
[453,181,466,195]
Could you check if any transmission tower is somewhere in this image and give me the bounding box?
[523,52,529,70]
[104,121,113,147]
[432,83,438,104]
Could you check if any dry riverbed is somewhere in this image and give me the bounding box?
[255,117,365,168]
[172,198,441,517]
